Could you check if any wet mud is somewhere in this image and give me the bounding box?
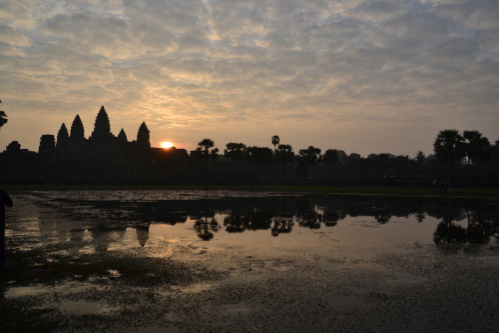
[1,192,498,332]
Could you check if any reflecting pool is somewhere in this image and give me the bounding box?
[10,191,499,257]
[2,191,499,333]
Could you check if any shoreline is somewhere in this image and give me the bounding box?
[3,184,499,198]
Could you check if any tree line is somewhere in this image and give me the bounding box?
[193,130,499,183]
[1,100,499,184]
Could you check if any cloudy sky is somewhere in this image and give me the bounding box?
[0,0,498,156]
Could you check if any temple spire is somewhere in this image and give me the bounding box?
[56,123,69,150]
[89,106,112,147]
[137,122,150,148]
[117,128,127,142]
[70,115,84,140]
[93,106,111,136]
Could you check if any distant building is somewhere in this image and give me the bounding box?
[48,105,189,161]
[0,106,189,181]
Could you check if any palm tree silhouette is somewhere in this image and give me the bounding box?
[196,139,219,189]
[0,100,7,130]
[271,135,280,152]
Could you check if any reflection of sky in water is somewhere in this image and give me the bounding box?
[6,192,499,258]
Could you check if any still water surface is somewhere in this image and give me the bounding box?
[8,191,499,258]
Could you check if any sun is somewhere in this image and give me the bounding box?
[161,141,174,148]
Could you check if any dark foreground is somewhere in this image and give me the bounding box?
[1,191,499,332]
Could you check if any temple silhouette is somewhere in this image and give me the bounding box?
[50,107,154,154]
[0,106,189,182]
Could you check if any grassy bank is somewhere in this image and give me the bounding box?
[3,184,499,198]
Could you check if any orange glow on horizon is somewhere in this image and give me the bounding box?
[160,141,174,148]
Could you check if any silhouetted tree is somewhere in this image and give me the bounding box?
[433,130,465,176]
[274,144,295,181]
[415,151,425,163]
[196,139,219,189]
[323,149,339,182]
[224,143,247,161]
[295,156,309,178]
[373,153,394,177]
[492,140,499,165]
[247,146,273,182]
[298,146,321,180]
[0,100,7,130]
[463,130,492,177]
[271,135,280,152]
[198,139,219,159]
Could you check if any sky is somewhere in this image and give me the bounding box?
[0,0,498,156]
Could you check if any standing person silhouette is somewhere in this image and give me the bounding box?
[0,189,13,265]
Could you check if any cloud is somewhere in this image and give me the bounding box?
[0,23,32,46]
[1,0,498,155]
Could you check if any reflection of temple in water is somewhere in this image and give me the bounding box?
[136,225,150,247]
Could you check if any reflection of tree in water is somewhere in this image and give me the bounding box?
[271,218,294,237]
[41,193,499,248]
[321,197,340,228]
[433,221,467,247]
[414,212,425,223]
[194,215,219,241]
[433,200,499,249]
[323,211,338,227]
[245,211,273,231]
[373,208,391,224]
[296,199,321,229]
[224,214,247,233]
[465,205,499,245]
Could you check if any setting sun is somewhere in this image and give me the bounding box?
[160,141,174,148]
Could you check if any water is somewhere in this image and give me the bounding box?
[2,191,499,332]
[7,191,499,258]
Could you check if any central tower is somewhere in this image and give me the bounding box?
[89,106,112,147]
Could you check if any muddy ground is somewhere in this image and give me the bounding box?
[1,193,498,333]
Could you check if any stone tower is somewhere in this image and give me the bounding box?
[89,106,112,147]
[39,135,56,156]
[117,128,128,143]
[137,122,151,148]
[56,123,69,150]
[70,115,85,141]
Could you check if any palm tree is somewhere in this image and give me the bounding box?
[433,130,466,177]
[322,149,339,183]
[463,130,492,177]
[271,135,280,152]
[196,139,219,189]
[0,100,7,130]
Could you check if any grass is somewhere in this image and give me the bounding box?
[3,184,499,197]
